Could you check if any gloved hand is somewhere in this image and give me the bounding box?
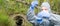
[29,0,38,10]
[31,0,38,7]
[36,17,43,24]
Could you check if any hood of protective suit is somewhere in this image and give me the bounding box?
[40,2,51,13]
[37,2,51,18]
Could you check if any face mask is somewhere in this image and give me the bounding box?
[38,10,50,18]
[41,10,50,18]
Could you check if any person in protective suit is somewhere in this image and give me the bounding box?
[39,2,60,26]
[39,1,60,26]
[27,0,60,26]
[37,2,51,26]
[27,0,50,26]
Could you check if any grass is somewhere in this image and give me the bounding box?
[0,0,60,26]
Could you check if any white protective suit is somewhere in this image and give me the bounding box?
[27,1,60,26]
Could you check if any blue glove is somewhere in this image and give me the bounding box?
[30,0,38,10]
[31,0,38,7]
[36,17,43,24]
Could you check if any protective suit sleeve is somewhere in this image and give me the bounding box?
[27,0,38,23]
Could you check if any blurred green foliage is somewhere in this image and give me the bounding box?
[0,0,60,26]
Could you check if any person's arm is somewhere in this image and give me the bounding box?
[27,5,35,21]
[27,0,38,22]
[27,1,43,23]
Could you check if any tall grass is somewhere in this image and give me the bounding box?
[0,0,60,26]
